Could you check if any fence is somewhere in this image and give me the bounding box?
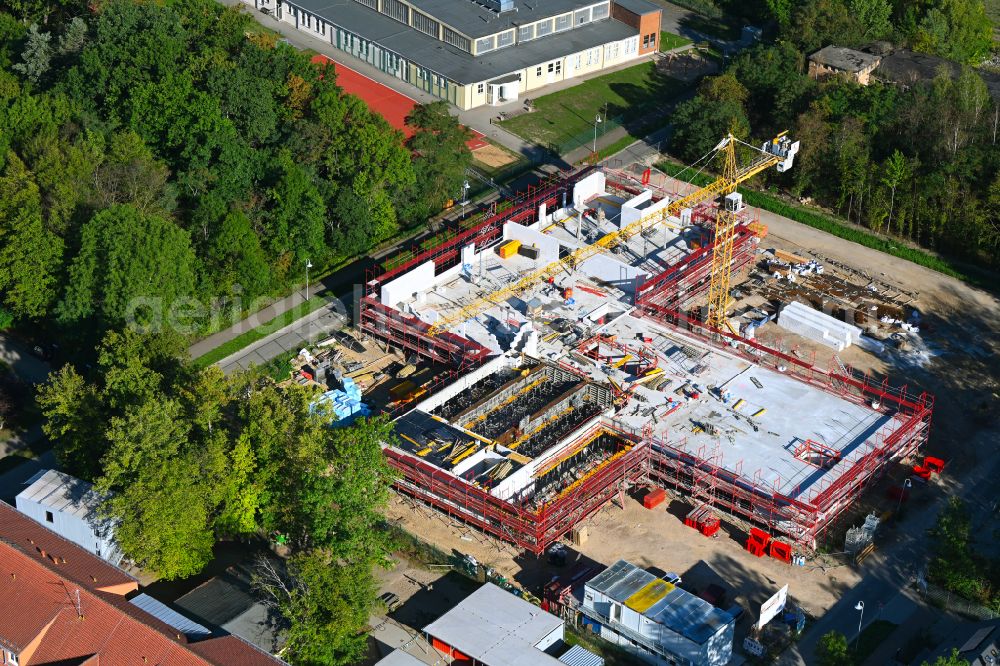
[922,582,999,621]
[552,112,627,156]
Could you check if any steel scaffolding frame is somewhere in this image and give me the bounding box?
[363,164,933,551]
[360,168,595,367]
[385,422,650,555]
[630,305,933,548]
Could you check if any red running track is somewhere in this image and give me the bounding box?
[312,55,487,150]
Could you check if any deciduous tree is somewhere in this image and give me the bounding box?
[58,205,197,327]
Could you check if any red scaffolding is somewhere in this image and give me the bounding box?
[359,168,596,367]
[385,423,650,555]
[365,165,933,551]
[628,304,933,548]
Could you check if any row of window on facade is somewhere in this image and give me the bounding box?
[295,0,611,57]
[476,2,611,55]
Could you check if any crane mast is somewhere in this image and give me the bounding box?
[425,132,798,338]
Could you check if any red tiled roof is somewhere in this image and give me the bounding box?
[0,500,136,593]
[0,502,286,665]
[189,635,287,666]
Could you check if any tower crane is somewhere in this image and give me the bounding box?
[426,132,798,337]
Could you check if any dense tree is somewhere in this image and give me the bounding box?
[817,631,851,666]
[254,551,376,666]
[670,15,1000,270]
[58,205,197,326]
[98,399,216,579]
[928,497,996,606]
[13,24,53,83]
[923,649,971,666]
[402,101,472,222]
[0,0,457,339]
[911,0,992,64]
[0,153,64,319]
[38,327,398,583]
[670,95,750,163]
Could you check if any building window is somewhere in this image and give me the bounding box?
[443,27,471,52]
[518,24,534,42]
[575,53,582,68]
[536,19,553,37]
[382,0,408,23]
[320,21,326,35]
[477,83,484,94]
[591,2,609,20]
[476,35,495,53]
[497,30,514,48]
[536,66,542,76]
[412,11,439,37]
[574,7,591,25]
[625,36,637,54]
[45,511,53,523]
[547,62,554,73]
[554,14,572,31]
[354,0,377,9]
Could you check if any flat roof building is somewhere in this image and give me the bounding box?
[581,560,735,665]
[808,45,881,85]
[15,468,123,566]
[240,0,661,109]
[425,582,566,664]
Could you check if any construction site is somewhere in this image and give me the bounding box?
[356,134,935,558]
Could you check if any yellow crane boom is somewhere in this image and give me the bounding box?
[426,133,798,337]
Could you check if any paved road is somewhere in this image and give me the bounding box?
[215,296,349,374]
[0,335,50,384]
[778,443,1000,665]
[0,335,52,459]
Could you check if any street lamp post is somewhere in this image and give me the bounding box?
[593,114,602,154]
[305,259,313,300]
[854,601,865,653]
[461,180,470,218]
[896,477,912,520]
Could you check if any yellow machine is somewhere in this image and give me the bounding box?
[425,133,798,337]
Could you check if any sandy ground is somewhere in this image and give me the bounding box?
[385,489,858,624]
[471,142,519,168]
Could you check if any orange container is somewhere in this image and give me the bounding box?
[564,287,574,299]
[498,240,521,259]
[643,488,666,509]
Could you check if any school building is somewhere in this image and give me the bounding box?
[241,0,662,109]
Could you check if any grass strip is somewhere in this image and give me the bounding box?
[192,295,329,368]
[660,31,693,51]
[655,160,998,291]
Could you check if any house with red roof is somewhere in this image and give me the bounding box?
[0,501,286,666]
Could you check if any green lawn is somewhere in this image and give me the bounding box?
[660,31,693,51]
[853,620,898,663]
[192,295,330,369]
[498,62,685,153]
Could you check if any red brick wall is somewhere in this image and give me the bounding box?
[637,11,660,54]
[611,4,661,54]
